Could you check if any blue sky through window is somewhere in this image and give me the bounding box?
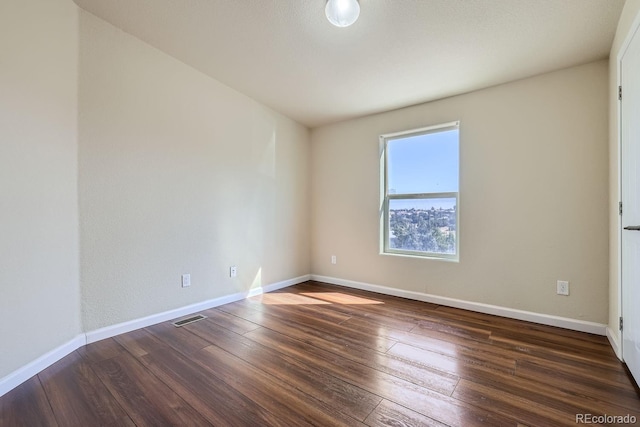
[387,128,458,210]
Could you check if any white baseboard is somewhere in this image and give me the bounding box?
[0,334,86,398]
[246,274,310,298]
[86,274,310,344]
[311,274,608,336]
[0,274,310,398]
[607,326,622,360]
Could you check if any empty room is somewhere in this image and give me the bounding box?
[2,0,640,425]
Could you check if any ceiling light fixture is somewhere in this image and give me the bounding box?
[325,0,360,27]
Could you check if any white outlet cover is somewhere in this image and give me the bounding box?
[181,274,191,288]
[557,280,569,296]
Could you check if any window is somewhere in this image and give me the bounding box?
[380,121,459,260]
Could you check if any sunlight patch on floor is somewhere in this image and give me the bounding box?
[251,292,385,305]
[301,292,384,305]
[251,293,331,305]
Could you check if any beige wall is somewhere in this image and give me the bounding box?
[0,0,623,388]
[0,0,81,378]
[311,61,609,323]
[609,0,640,351]
[78,11,310,331]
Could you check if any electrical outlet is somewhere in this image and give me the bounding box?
[181,274,191,288]
[230,266,237,278]
[557,280,569,296]
[331,255,337,265]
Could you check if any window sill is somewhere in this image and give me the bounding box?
[380,251,459,263]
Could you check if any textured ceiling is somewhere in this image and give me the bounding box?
[73,0,625,128]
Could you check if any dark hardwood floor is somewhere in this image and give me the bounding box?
[1,280,639,426]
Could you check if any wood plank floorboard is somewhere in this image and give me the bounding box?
[1,280,638,426]
[88,344,212,426]
[37,351,135,426]
[0,376,58,427]
[184,318,382,421]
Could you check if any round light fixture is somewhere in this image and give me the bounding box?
[325,0,360,27]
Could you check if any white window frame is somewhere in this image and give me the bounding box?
[379,121,460,261]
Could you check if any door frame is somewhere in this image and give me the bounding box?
[617,11,640,362]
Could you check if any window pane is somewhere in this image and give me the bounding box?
[388,198,457,254]
[387,129,458,195]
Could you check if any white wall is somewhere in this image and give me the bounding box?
[78,11,310,331]
[0,0,81,378]
[311,61,609,324]
[608,0,640,355]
